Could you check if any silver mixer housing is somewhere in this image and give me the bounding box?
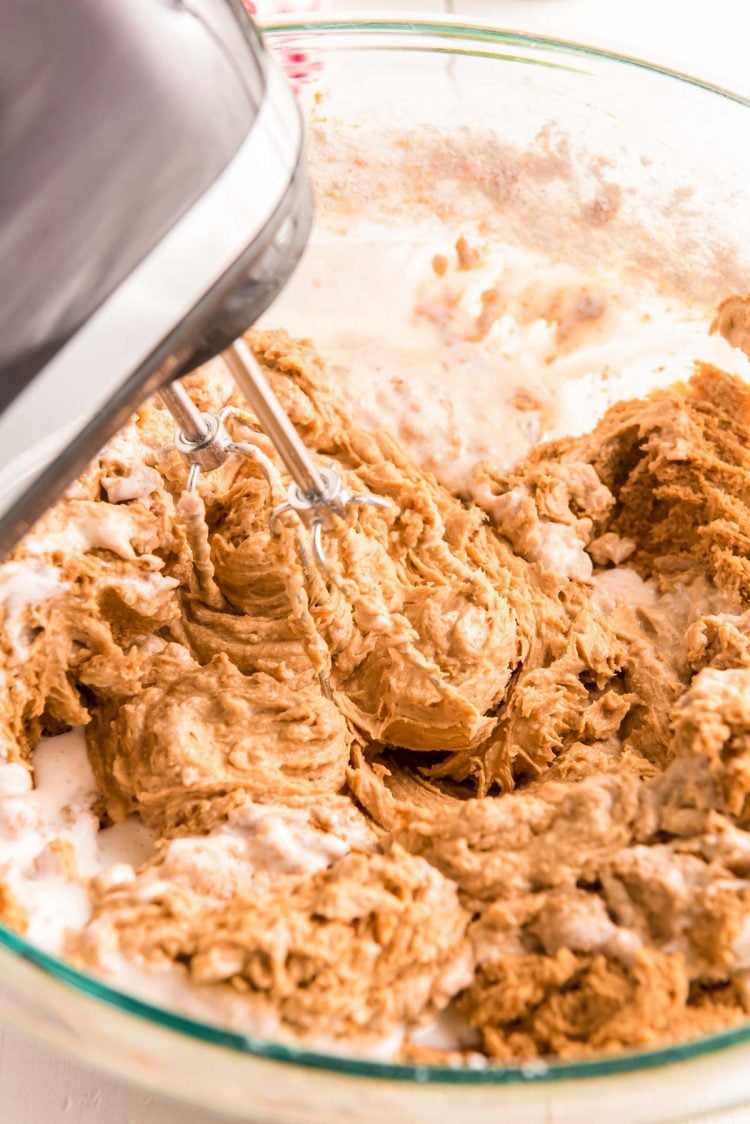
[0,0,312,552]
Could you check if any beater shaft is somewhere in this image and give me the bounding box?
[223,338,334,506]
[159,382,211,444]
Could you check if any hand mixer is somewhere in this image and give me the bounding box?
[0,0,386,576]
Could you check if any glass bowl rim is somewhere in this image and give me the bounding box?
[261,13,750,108]
[3,13,750,1088]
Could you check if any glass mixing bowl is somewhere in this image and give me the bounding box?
[3,17,750,1123]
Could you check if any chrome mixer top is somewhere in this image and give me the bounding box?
[0,0,313,558]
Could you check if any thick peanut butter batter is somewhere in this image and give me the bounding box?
[4,328,750,1062]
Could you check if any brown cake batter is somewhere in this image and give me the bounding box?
[4,326,750,1063]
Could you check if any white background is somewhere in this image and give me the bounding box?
[3,1,750,1121]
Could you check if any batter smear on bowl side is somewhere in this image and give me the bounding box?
[6,272,750,1064]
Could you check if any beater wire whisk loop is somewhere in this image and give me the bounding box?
[159,353,398,702]
[269,466,391,574]
[160,343,396,579]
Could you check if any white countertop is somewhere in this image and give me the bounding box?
[3,2,750,1121]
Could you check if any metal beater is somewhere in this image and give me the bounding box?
[159,337,392,586]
